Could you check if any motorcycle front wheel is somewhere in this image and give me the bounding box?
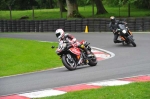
[128,36,136,47]
[88,52,97,66]
[62,54,77,70]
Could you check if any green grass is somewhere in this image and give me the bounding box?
[39,82,150,99]
[0,38,62,77]
[0,5,149,20]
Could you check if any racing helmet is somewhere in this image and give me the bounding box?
[110,16,116,24]
[55,29,64,39]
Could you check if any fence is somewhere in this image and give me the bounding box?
[0,18,150,32]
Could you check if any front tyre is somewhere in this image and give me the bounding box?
[128,36,136,47]
[62,54,77,70]
[88,52,97,66]
[131,40,136,47]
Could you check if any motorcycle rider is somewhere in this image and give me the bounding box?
[55,29,92,58]
[109,16,127,43]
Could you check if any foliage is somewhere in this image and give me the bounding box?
[0,0,39,10]
[0,5,149,20]
[77,0,90,6]
[0,0,90,10]
[0,0,7,9]
[103,0,150,9]
[104,0,137,6]
[68,0,76,4]
[0,0,15,9]
[4,0,16,6]
[36,0,57,9]
[0,0,149,10]
[134,0,150,9]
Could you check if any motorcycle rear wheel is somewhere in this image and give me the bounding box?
[62,54,77,70]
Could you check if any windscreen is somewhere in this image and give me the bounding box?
[118,24,126,30]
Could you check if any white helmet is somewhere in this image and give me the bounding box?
[55,29,64,39]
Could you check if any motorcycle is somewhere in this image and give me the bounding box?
[52,40,97,70]
[116,24,136,47]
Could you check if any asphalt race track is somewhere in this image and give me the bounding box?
[0,32,150,96]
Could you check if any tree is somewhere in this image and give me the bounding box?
[30,0,38,20]
[126,0,136,17]
[93,0,108,15]
[66,0,82,18]
[36,0,55,9]
[49,0,54,8]
[104,0,138,17]
[4,0,16,20]
[58,0,67,18]
[58,0,67,12]
[134,0,150,9]
[0,0,7,10]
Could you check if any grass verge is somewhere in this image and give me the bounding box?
[39,82,150,99]
[0,38,62,77]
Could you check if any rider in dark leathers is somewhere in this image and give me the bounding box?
[109,16,127,43]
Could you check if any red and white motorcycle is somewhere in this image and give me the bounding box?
[53,40,97,70]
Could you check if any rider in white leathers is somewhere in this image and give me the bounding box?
[55,29,91,58]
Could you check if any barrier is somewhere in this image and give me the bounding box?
[0,18,149,32]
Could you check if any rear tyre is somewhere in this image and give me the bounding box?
[62,54,77,70]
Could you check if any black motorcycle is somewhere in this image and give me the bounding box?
[116,24,136,47]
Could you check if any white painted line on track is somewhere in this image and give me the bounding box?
[19,89,66,98]
[92,47,115,59]
[87,80,131,86]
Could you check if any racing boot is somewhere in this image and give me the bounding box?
[86,50,93,58]
[114,40,123,43]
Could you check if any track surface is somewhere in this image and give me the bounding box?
[0,32,150,96]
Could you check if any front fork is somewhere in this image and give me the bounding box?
[120,30,133,42]
[120,35,125,41]
[128,35,134,42]
[77,51,87,65]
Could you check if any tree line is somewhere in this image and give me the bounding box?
[0,0,149,19]
[1,0,149,10]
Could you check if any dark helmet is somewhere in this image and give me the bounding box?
[110,16,116,24]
